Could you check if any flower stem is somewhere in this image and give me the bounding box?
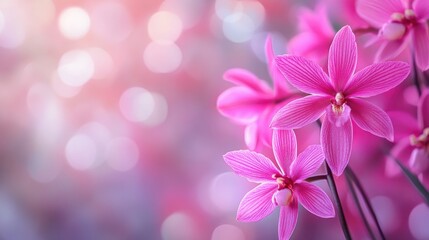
[412,52,422,96]
[306,174,327,182]
[326,164,352,240]
[345,167,385,240]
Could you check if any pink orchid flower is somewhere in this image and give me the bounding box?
[223,130,334,240]
[288,4,334,66]
[357,0,429,70]
[387,89,429,182]
[217,36,293,150]
[271,25,410,176]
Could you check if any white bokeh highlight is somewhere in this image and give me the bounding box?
[148,11,183,43]
[143,42,182,73]
[409,203,429,240]
[57,49,94,87]
[66,134,97,170]
[58,7,90,40]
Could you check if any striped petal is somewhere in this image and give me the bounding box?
[328,26,357,91]
[237,183,277,222]
[224,150,279,183]
[348,99,394,141]
[271,95,330,129]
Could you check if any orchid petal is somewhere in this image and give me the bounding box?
[294,182,335,218]
[418,90,429,128]
[413,0,429,20]
[275,55,333,95]
[271,95,330,129]
[356,0,405,28]
[328,26,357,91]
[345,61,410,98]
[224,150,279,182]
[217,86,269,124]
[409,149,429,174]
[413,23,429,71]
[348,99,394,141]
[244,123,258,151]
[273,129,297,175]
[278,199,298,240]
[375,38,409,62]
[237,183,277,222]
[321,115,353,176]
[389,111,419,140]
[223,68,271,93]
[290,145,325,182]
[265,36,289,95]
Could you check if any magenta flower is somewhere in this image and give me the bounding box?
[387,90,429,181]
[357,0,429,70]
[224,130,334,240]
[217,36,293,150]
[288,4,334,66]
[271,26,410,176]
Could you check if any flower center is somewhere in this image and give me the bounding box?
[272,173,294,206]
[330,92,346,114]
[410,128,429,151]
[382,9,417,40]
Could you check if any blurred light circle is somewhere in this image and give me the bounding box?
[409,203,429,239]
[144,92,168,126]
[57,50,94,87]
[161,212,199,240]
[119,87,155,122]
[215,0,237,19]
[210,172,250,212]
[88,47,115,80]
[148,11,183,43]
[222,13,256,43]
[212,224,245,240]
[106,137,139,171]
[66,134,97,170]
[91,2,132,43]
[370,196,398,233]
[221,1,265,43]
[58,7,90,40]
[143,42,182,73]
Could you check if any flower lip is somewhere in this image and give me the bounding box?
[273,188,293,206]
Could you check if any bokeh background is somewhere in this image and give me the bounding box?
[0,0,428,239]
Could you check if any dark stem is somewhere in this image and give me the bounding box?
[306,174,327,182]
[346,167,386,240]
[326,164,352,240]
[412,52,422,96]
[345,171,377,240]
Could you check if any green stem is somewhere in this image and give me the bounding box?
[345,167,385,240]
[326,164,352,240]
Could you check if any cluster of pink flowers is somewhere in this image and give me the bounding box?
[218,0,429,239]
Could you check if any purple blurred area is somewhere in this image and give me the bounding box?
[0,0,427,239]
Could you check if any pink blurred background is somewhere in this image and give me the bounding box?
[0,0,428,239]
